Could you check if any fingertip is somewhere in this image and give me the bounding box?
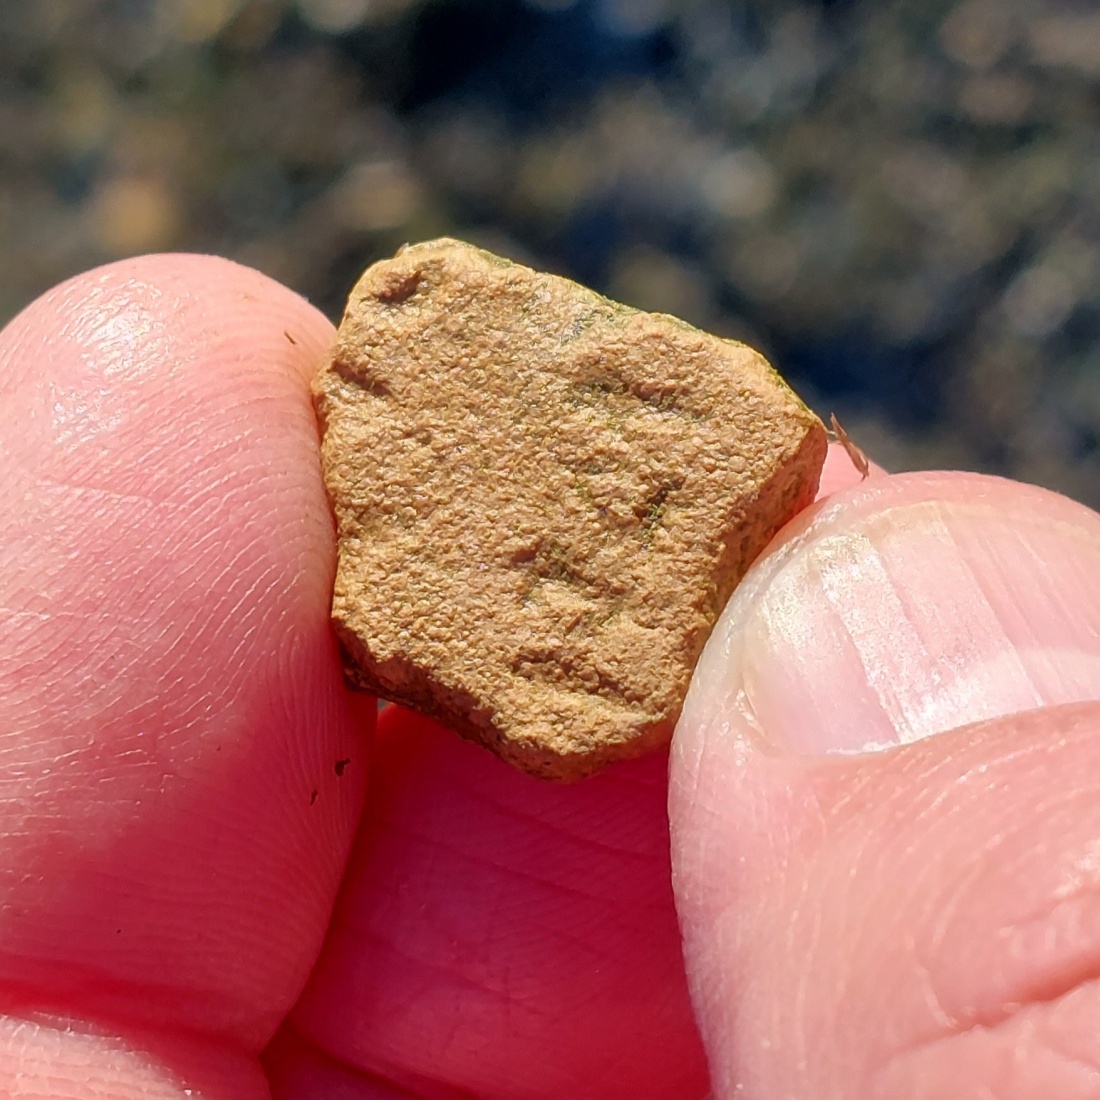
[4,251,334,393]
[0,1013,271,1100]
[291,707,709,1100]
[0,253,359,1044]
[677,470,1100,765]
[674,703,1100,1098]
[671,467,1100,1096]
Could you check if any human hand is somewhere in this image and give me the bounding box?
[2,255,1099,1100]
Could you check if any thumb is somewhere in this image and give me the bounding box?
[670,472,1100,1099]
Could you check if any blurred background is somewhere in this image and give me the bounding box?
[1,0,1098,506]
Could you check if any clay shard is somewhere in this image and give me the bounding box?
[313,238,827,780]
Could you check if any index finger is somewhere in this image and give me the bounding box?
[0,255,367,1096]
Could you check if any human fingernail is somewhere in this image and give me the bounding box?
[683,473,1100,756]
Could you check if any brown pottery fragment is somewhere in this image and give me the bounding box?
[313,239,827,779]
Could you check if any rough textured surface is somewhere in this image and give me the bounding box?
[314,239,827,779]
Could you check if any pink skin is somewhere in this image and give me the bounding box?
[0,255,368,1097]
[3,255,1100,1098]
[672,474,1100,1097]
